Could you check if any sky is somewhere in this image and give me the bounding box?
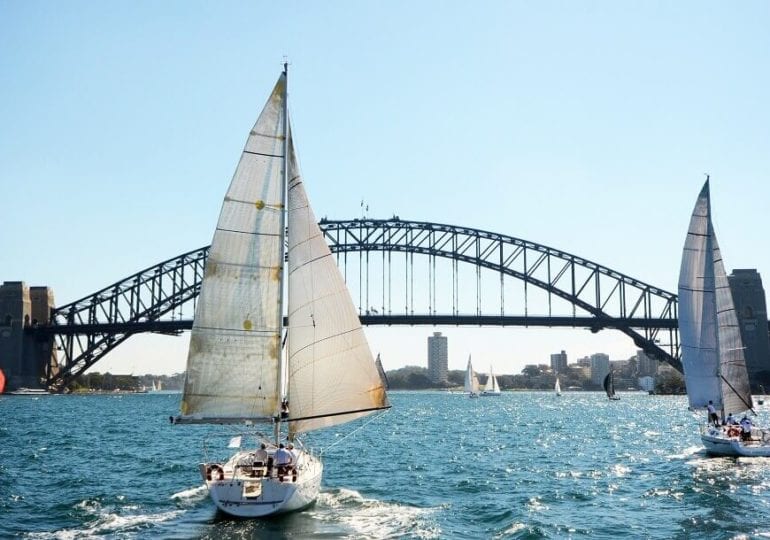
[1,1,769,376]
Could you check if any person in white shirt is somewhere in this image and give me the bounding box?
[274,443,293,479]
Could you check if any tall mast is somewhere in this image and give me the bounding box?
[275,61,290,443]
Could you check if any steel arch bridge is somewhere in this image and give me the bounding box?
[36,218,681,391]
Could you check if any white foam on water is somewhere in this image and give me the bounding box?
[26,502,183,539]
[171,484,208,501]
[495,522,526,537]
[313,488,440,539]
[666,445,703,460]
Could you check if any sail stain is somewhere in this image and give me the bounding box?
[243,319,253,331]
[255,200,265,210]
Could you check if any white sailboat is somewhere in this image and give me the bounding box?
[172,66,391,516]
[481,365,501,396]
[678,178,770,457]
[554,375,562,397]
[464,356,480,398]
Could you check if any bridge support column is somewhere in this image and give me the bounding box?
[0,282,57,392]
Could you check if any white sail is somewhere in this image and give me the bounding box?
[286,135,389,435]
[464,356,478,393]
[678,180,752,415]
[555,376,561,395]
[483,365,500,393]
[177,74,287,423]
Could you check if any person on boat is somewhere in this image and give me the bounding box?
[280,399,290,419]
[254,443,268,466]
[274,443,293,479]
[707,401,720,427]
[287,442,300,480]
[724,412,737,426]
[740,416,753,442]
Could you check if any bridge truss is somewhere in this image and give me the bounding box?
[37,218,681,390]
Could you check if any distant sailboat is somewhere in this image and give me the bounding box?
[172,66,391,516]
[555,375,562,397]
[678,178,770,456]
[603,371,620,400]
[464,356,479,398]
[481,365,501,396]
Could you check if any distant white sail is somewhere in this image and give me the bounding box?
[678,180,752,415]
[464,356,479,393]
[555,376,561,396]
[286,135,389,435]
[177,75,287,422]
[482,365,500,394]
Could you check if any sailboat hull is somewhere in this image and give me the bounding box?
[480,391,501,396]
[701,427,770,457]
[203,450,323,518]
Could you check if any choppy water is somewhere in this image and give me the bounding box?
[2,391,770,539]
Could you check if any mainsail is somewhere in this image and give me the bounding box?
[177,74,287,423]
[603,371,615,399]
[678,179,752,415]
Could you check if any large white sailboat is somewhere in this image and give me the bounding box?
[172,66,391,516]
[678,178,770,457]
[464,356,480,398]
[481,365,501,396]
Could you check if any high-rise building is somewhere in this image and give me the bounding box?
[550,350,568,373]
[427,332,448,384]
[729,269,770,388]
[590,353,610,385]
[636,350,658,377]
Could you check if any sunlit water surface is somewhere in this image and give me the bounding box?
[2,391,770,538]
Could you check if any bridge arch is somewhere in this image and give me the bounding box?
[41,218,680,390]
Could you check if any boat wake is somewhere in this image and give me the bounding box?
[312,488,441,539]
[170,484,208,502]
[26,499,183,539]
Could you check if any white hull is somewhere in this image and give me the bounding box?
[701,426,770,457]
[202,449,323,517]
[6,388,49,395]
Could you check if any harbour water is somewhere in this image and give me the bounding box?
[2,390,770,538]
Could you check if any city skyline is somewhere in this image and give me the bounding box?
[2,2,769,376]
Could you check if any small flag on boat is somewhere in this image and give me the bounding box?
[228,436,242,448]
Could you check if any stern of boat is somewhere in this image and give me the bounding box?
[204,451,323,517]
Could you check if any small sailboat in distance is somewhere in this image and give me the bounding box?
[603,371,620,400]
[172,65,391,516]
[555,375,562,397]
[464,355,479,398]
[677,178,770,456]
[481,365,501,396]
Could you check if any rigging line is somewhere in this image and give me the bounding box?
[719,374,756,415]
[318,409,390,457]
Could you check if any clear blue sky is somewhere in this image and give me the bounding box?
[1,1,769,375]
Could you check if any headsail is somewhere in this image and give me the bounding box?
[176,73,288,423]
[677,180,753,414]
[286,134,389,435]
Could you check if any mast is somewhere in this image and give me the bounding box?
[276,61,290,443]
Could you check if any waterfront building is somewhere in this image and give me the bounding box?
[636,350,658,377]
[427,332,448,384]
[590,353,610,386]
[728,269,770,387]
[550,350,568,373]
[576,356,591,368]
